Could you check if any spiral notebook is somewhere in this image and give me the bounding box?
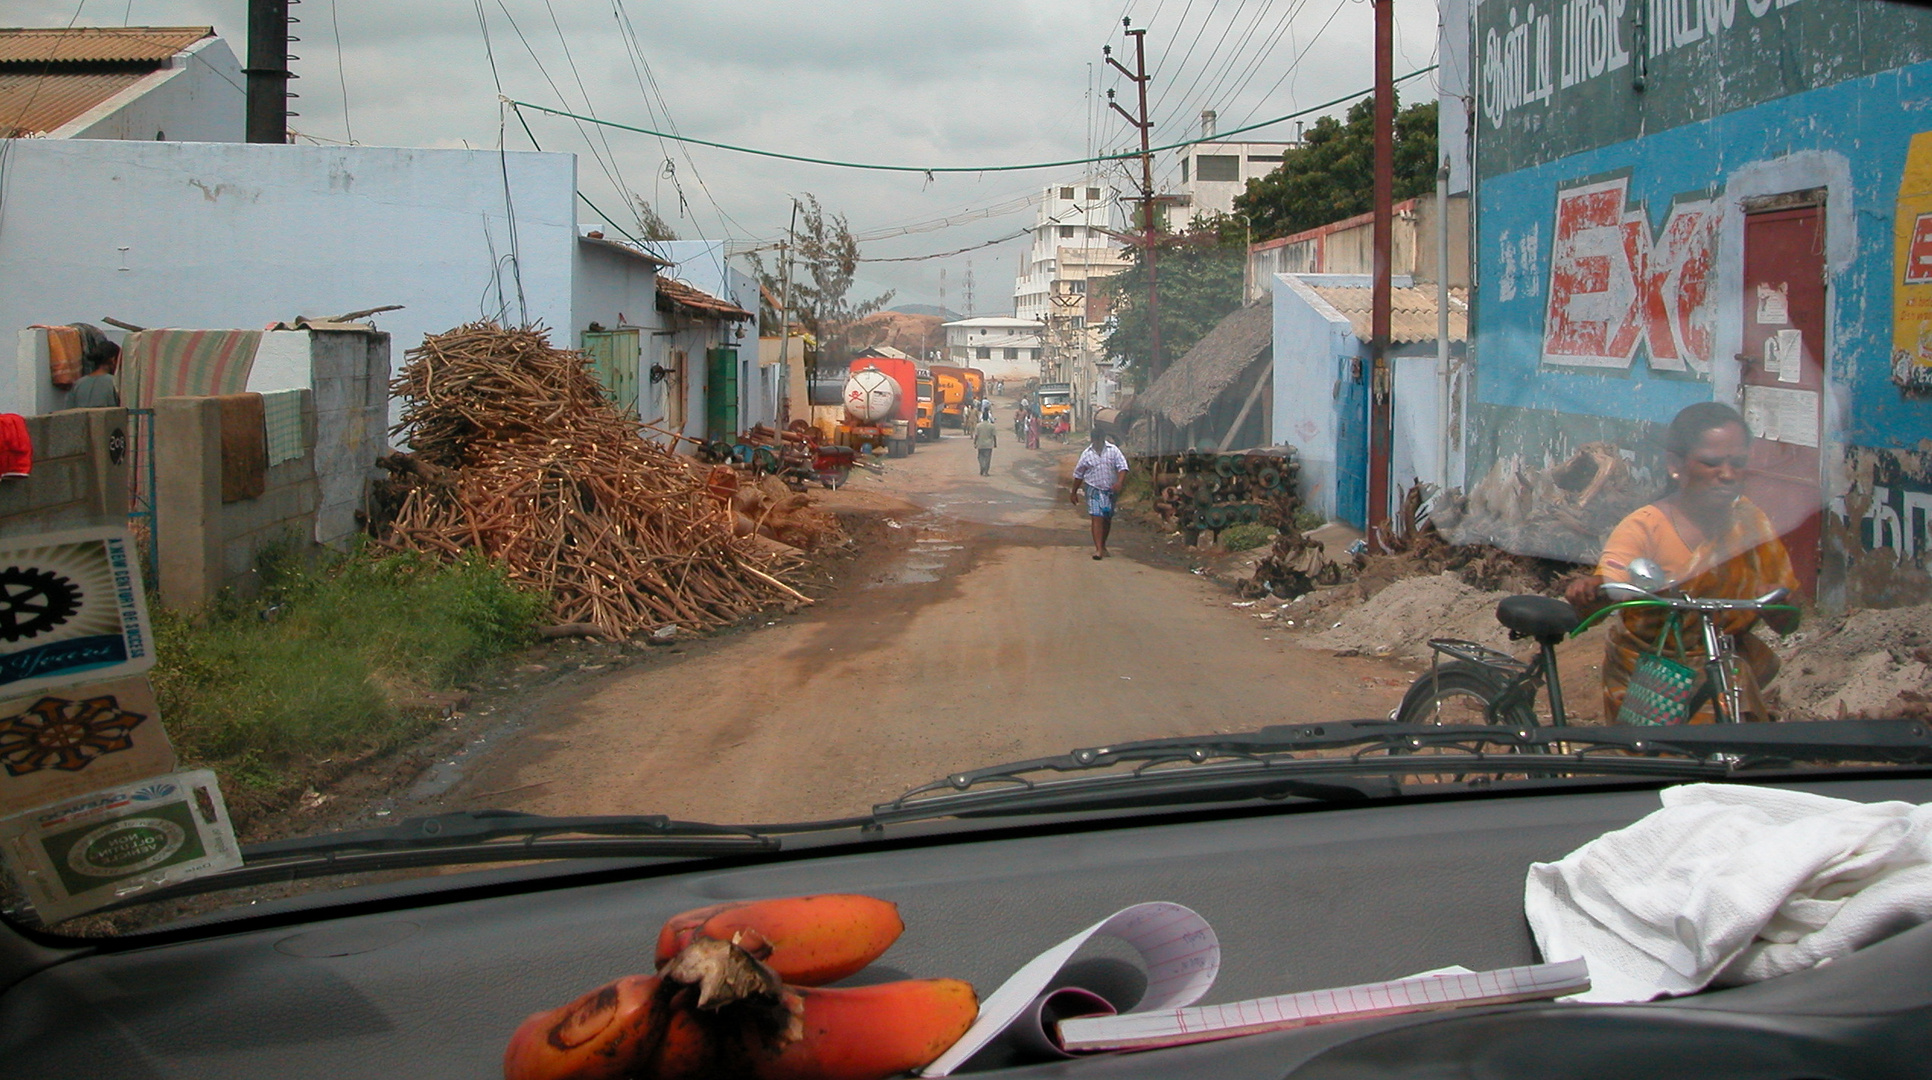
[1055,958,1591,1051]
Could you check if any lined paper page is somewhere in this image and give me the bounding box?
[1057,959,1590,1051]
[919,902,1219,1076]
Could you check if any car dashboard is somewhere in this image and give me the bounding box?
[5,774,1931,1079]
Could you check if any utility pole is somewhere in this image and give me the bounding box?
[776,197,798,424]
[1106,18,1162,383]
[245,0,296,143]
[1368,0,1395,534]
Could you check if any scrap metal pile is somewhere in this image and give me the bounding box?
[1145,447,1301,541]
[377,323,812,637]
[1434,442,1651,563]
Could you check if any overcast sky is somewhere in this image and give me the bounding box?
[20,0,1446,311]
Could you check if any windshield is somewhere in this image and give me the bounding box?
[1,0,1928,939]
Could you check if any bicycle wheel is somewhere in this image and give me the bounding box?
[1395,661,1537,728]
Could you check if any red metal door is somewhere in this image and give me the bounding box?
[1738,204,1825,593]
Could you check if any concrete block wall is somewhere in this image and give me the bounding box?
[154,392,319,609]
[309,330,389,547]
[0,408,132,540]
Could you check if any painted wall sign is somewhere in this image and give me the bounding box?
[1476,0,1932,178]
[1542,175,1718,372]
[1892,131,1932,394]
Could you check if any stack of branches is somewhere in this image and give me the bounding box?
[380,323,810,637]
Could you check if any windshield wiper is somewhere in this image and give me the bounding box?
[874,719,1932,824]
[100,811,781,912]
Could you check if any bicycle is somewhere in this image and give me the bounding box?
[1395,566,1797,728]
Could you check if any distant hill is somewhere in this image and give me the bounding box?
[888,303,963,320]
[849,310,944,358]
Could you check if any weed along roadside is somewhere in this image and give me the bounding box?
[146,541,547,828]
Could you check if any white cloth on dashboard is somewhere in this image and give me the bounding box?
[1524,783,1932,1003]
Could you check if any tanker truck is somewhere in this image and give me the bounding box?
[838,358,918,457]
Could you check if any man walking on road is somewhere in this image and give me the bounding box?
[973,413,999,476]
[1070,428,1129,559]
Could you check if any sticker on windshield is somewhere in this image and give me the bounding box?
[0,676,175,818]
[0,528,154,697]
[0,768,239,925]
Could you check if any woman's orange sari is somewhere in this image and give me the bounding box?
[1594,497,1800,722]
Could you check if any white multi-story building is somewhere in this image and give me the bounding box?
[1012,181,1130,326]
[1170,112,1300,223]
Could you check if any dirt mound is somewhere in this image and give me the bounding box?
[1304,572,1517,661]
[1772,604,1932,720]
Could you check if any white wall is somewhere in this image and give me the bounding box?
[0,138,577,428]
[571,240,661,335]
[1271,273,1359,520]
[58,37,245,143]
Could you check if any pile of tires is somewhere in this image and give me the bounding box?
[1150,448,1300,536]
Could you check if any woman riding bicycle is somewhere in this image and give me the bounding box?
[1563,402,1801,722]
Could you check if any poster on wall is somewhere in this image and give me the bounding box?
[0,768,239,924]
[1893,131,1932,394]
[0,676,174,818]
[0,528,153,697]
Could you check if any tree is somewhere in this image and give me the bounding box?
[633,199,679,242]
[750,195,894,376]
[1234,98,1438,242]
[1103,213,1246,388]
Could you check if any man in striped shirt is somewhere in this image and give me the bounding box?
[1070,428,1129,560]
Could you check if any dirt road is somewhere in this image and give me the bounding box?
[445,420,1413,825]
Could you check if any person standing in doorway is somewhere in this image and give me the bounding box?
[973,412,999,476]
[1070,428,1129,559]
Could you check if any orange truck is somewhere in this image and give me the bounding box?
[929,365,973,430]
[915,368,938,440]
[839,356,919,457]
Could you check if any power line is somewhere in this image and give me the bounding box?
[328,0,353,144]
[506,67,1437,177]
[1233,0,1352,130]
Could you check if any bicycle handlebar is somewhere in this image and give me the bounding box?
[1571,591,1801,638]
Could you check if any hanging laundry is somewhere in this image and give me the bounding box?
[215,394,267,503]
[0,415,33,479]
[33,326,83,390]
[260,390,306,466]
[119,330,261,410]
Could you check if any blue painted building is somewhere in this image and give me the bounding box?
[1458,0,1932,607]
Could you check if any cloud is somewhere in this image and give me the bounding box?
[22,0,1446,309]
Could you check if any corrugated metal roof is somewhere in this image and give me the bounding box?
[1135,302,1273,426]
[0,69,150,135]
[1306,285,1468,345]
[0,26,210,65]
[657,278,752,320]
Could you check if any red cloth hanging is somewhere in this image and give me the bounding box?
[0,414,33,478]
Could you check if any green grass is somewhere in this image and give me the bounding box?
[150,541,545,800]
[1218,523,1277,551]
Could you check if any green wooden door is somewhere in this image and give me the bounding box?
[706,346,738,440]
[581,329,640,416]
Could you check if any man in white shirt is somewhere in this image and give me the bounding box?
[1069,428,1130,559]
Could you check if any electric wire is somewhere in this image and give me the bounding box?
[540,0,640,224]
[506,67,1436,176]
[1148,0,1252,143]
[328,0,354,143]
[488,0,635,227]
[612,0,754,242]
[1233,0,1352,130]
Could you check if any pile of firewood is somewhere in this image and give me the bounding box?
[378,323,810,637]
[1435,442,1650,563]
